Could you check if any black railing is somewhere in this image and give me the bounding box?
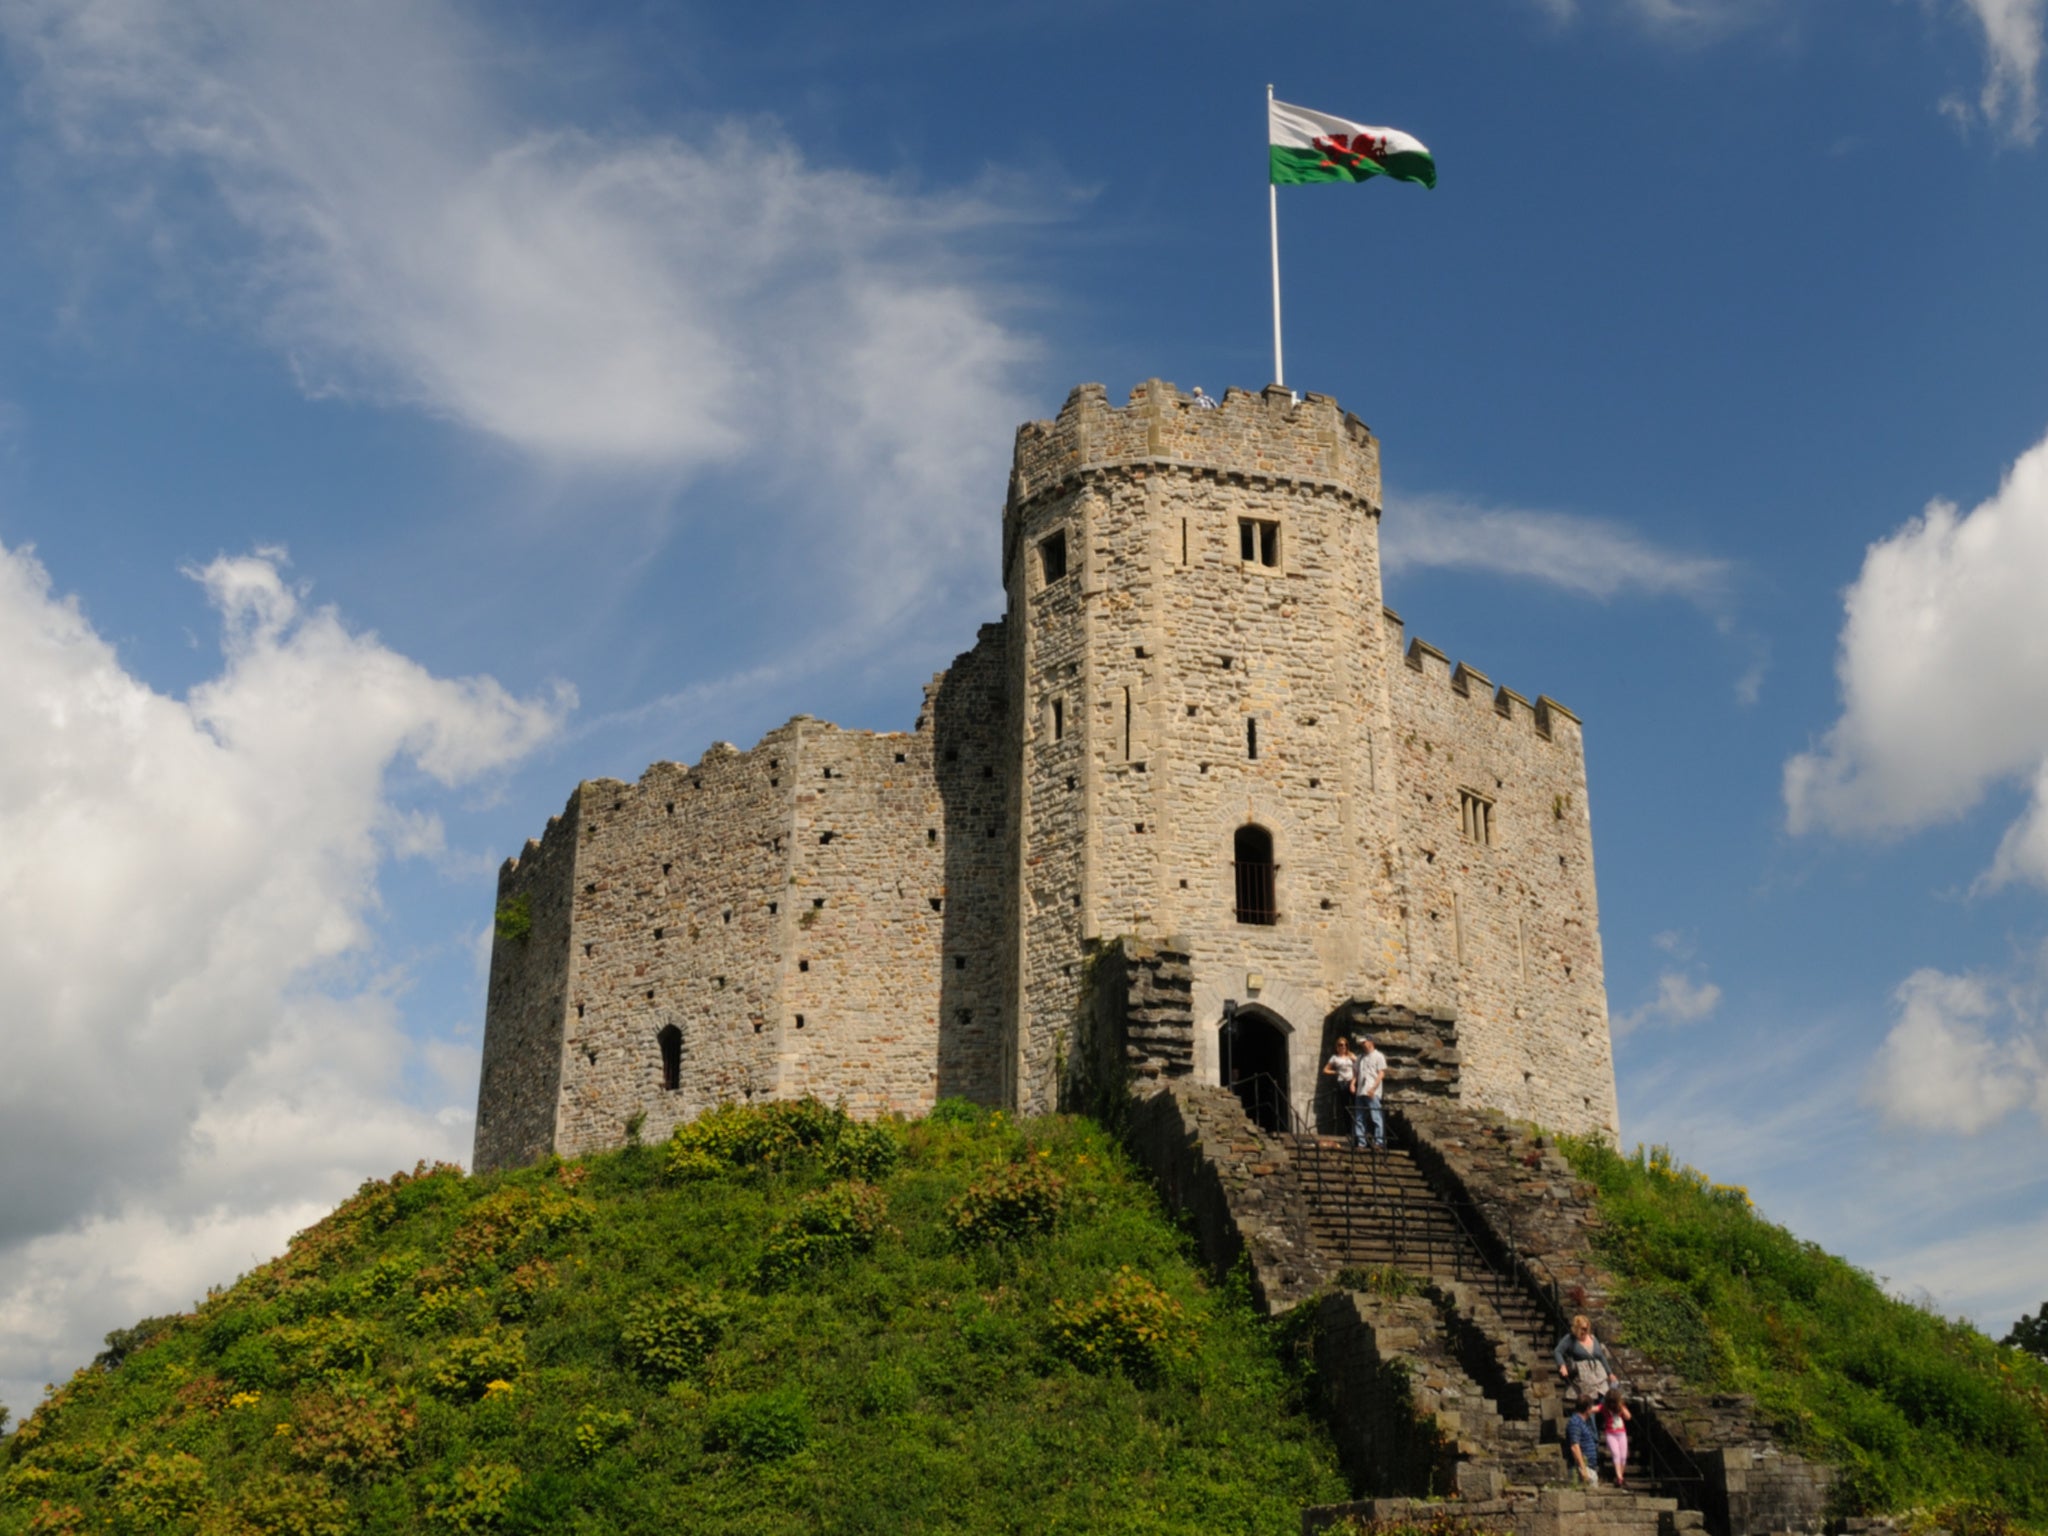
[1233,859,1276,925]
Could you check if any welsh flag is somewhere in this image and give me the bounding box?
[1269,99,1437,189]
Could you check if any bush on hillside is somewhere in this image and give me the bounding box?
[618,1290,727,1382]
[757,1183,888,1287]
[1048,1266,1192,1384]
[946,1162,1065,1246]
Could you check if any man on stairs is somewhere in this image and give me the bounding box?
[1355,1035,1388,1151]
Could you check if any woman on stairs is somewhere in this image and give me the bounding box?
[1554,1313,1615,1400]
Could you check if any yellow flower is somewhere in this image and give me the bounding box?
[484,1379,516,1398]
[228,1391,262,1409]
[274,1423,292,1437]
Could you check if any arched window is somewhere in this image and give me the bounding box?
[1234,825,1276,925]
[657,1025,682,1092]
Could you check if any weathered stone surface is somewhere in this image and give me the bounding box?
[475,380,1620,1171]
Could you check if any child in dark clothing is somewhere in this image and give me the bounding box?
[1565,1396,1601,1487]
[1596,1388,1632,1487]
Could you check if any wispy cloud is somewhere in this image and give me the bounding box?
[0,0,1047,636]
[1381,491,1732,603]
[1614,970,1723,1034]
[1955,0,2046,144]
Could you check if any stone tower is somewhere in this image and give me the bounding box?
[473,381,1617,1174]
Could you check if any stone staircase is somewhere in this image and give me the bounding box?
[1291,1133,1684,1501]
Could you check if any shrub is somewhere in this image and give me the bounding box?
[427,1329,525,1401]
[824,1119,902,1182]
[432,1189,589,1284]
[925,1098,989,1127]
[1613,1282,1714,1383]
[270,1316,379,1385]
[217,1336,283,1392]
[109,1451,206,1533]
[757,1183,888,1287]
[406,1287,477,1335]
[619,1289,727,1382]
[286,1389,415,1482]
[947,1163,1065,1246]
[492,893,532,946]
[704,1389,810,1463]
[221,1472,352,1536]
[1049,1267,1191,1383]
[27,1505,87,1535]
[664,1098,846,1180]
[570,1409,635,1464]
[94,1316,182,1373]
[425,1462,523,1533]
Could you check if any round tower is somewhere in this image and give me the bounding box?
[1001,380,1399,1115]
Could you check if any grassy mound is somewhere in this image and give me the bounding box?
[1,1102,1344,1535]
[1559,1137,2048,1525]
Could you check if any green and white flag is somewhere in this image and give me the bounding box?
[1268,99,1437,189]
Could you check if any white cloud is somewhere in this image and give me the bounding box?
[1382,491,1732,602]
[1867,967,2047,1134]
[0,539,566,1415]
[1614,970,1723,1033]
[1785,425,2048,886]
[0,0,1041,630]
[1955,0,2046,143]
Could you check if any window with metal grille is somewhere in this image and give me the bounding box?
[1234,824,1277,925]
[657,1025,682,1091]
[1459,789,1494,846]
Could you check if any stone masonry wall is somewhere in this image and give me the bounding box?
[930,625,1013,1106]
[476,635,1017,1171]
[474,798,580,1173]
[548,735,795,1158]
[1385,621,1618,1136]
[1006,380,1396,1120]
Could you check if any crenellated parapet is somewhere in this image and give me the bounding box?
[1382,609,1582,746]
[1003,379,1381,583]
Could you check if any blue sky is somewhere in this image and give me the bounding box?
[4,0,2048,1411]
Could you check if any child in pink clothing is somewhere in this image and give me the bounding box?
[1596,1389,1633,1487]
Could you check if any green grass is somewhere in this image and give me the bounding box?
[1,1103,1345,1535]
[1558,1136,2048,1526]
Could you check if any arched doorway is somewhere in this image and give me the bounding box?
[1220,1006,1290,1133]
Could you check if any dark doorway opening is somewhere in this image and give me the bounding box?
[1221,1008,1289,1132]
[657,1025,682,1091]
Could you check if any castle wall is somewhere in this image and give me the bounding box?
[474,804,580,1173]
[476,375,1622,1169]
[930,625,1013,1106]
[546,735,796,1159]
[781,722,949,1115]
[1382,624,1617,1136]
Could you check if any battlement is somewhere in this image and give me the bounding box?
[1004,380,1380,568]
[1382,610,1580,744]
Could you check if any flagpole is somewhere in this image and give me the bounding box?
[1267,83,1284,388]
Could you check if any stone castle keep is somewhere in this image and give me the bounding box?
[474,380,1618,1174]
